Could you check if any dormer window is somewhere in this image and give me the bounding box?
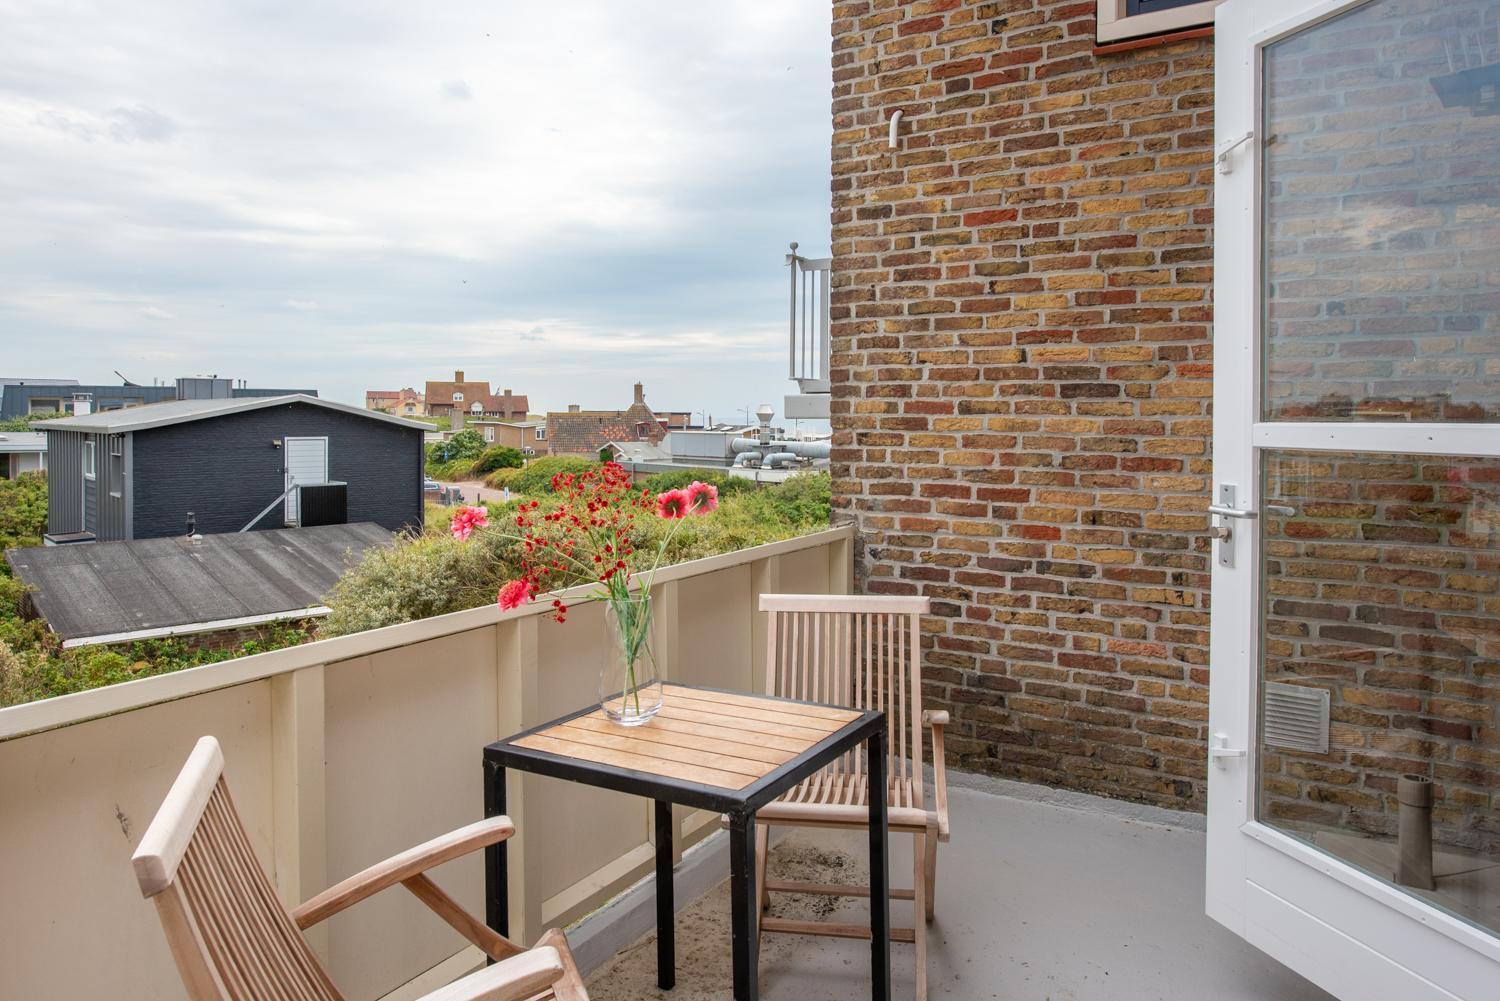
[452,391,463,402]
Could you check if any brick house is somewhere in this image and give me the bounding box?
[824,0,1500,987]
[830,0,1497,827]
[471,419,547,453]
[424,371,529,420]
[831,0,1219,810]
[545,383,667,458]
[365,387,425,416]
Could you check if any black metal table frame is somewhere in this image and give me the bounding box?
[482,685,892,1001]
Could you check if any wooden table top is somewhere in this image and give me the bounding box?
[508,684,863,792]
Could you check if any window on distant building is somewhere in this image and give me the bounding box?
[484,427,494,442]
[1096,0,1222,43]
[453,391,463,402]
[535,427,545,440]
[470,401,483,413]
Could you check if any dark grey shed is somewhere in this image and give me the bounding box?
[37,395,426,542]
[5,523,393,646]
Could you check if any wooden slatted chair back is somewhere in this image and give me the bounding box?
[760,594,930,803]
[132,736,344,1001]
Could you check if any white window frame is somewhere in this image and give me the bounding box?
[484,427,494,442]
[535,427,546,441]
[1096,0,1223,42]
[1208,2,1500,998]
[82,440,96,480]
[452,391,463,402]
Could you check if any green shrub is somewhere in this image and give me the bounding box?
[425,428,485,467]
[425,458,475,482]
[319,526,522,637]
[507,457,598,495]
[639,468,756,498]
[473,446,525,475]
[483,466,523,490]
[0,472,47,561]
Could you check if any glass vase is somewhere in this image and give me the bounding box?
[600,593,662,726]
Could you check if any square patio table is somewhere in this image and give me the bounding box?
[482,682,891,1001]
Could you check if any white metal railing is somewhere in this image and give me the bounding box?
[787,241,831,393]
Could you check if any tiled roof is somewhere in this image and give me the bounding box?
[546,407,665,457]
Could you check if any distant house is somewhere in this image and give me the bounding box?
[423,371,529,420]
[36,395,425,543]
[545,383,667,458]
[0,376,316,419]
[365,388,425,417]
[6,523,392,648]
[470,420,546,454]
[0,432,46,478]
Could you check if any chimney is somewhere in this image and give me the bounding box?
[455,370,465,383]
[72,393,93,416]
[568,404,581,413]
[633,382,645,405]
[503,388,512,396]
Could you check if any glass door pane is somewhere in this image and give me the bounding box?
[1262,0,1500,422]
[1258,449,1500,936]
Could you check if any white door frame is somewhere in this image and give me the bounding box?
[1208,2,1500,998]
[283,436,328,525]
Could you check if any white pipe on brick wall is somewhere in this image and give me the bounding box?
[889,109,903,149]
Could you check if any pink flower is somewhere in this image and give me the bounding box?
[655,489,690,519]
[684,481,719,514]
[449,505,490,540]
[497,579,534,610]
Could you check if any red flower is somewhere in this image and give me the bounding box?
[497,579,534,610]
[655,489,690,519]
[684,481,719,514]
[450,505,489,540]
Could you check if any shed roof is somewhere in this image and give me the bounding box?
[0,432,46,454]
[34,394,428,434]
[5,523,393,645]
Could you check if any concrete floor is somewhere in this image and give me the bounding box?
[589,780,1337,1001]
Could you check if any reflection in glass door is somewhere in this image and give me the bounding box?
[1255,0,1500,941]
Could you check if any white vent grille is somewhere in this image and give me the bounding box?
[1263,682,1330,754]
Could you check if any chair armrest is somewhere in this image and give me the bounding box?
[415,946,563,1001]
[293,816,515,929]
[923,710,951,841]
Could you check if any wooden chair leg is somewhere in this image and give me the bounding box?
[755,824,770,913]
[923,826,938,923]
[913,832,928,1001]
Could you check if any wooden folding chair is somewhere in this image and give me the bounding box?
[131,735,588,1001]
[754,594,949,1001]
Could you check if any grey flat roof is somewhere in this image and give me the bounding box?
[35,394,429,434]
[0,432,46,453]
[5,523,393,643]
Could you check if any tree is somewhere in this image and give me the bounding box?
[425,428,486,464]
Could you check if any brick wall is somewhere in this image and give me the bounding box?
[829,0,1217,809]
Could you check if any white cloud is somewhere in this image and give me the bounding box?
[0,1,831,420]
[139,306,176,320]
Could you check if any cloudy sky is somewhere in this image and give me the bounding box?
[0,1,831,422]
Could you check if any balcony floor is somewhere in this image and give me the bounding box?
[587,779,1336,1000]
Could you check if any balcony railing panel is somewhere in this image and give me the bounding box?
[787,243,832,394]
[0,527,854,1001]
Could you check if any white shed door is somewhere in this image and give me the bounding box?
[1209,1,1500,999]
[283,437,328,524]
